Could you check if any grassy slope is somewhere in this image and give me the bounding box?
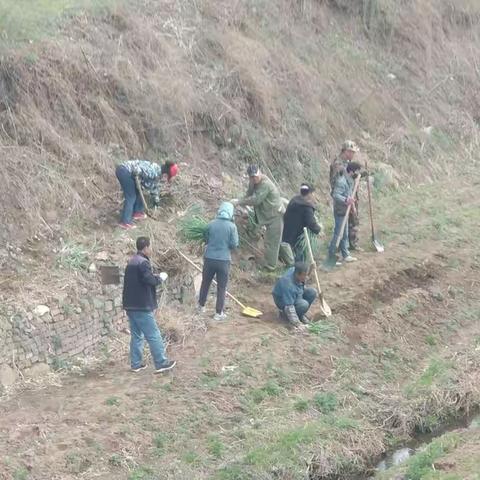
[1,174,479,479]
[376,429,480,480]
[0,0,479,249]
[1,1,480,479]
[0,0,116,44]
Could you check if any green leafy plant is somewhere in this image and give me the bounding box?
[207,434,225,458]
[295,227,320,261]
[178,207,208,243]
[308,321,338,340]
[313,392,337,413]
[293,397,309,412]
[57,242,89,270]
[105,396,121,406]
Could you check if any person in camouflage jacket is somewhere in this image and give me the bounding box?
[115,159,178,229]
[234,165,285,271]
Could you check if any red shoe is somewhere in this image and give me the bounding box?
[133,212,147,221]
[118,223,137,230]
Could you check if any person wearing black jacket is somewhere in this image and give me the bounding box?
[123,236,176,373]
[282,184,322,262]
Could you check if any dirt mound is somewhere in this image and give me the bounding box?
[336,261,438,325]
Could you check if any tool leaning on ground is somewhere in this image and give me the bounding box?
[134,174,159,220]
[324,174,361,270]
[365,160,385,253]
[303,227,332,317]
[176,249,263,318]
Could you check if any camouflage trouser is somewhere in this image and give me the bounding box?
[278,242,295,267]
[264,216,284,270]
[348,204,360,250]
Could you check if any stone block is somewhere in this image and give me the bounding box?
[33,305,50,317]
[0,365,17,387]
[93,298,104,309]
[104,301,114,312]
[23,363,51,380]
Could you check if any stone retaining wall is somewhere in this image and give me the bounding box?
[0,273,196,390]
[0,286,125,389]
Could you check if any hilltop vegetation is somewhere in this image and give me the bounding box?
[1,0,479,252]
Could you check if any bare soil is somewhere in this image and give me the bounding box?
[1,177,480,480]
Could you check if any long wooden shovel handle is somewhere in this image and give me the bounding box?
[304,227,322,295]
[365,160,376,239]
[335,174,361,249]
[176,249,247,309]
[134,175,151,215]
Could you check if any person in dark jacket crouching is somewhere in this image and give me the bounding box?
[272,262,317,329]
[123,236,176,373]
[280,184,322,265]
[197,202,239,321]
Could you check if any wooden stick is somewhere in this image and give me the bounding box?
[133,175,156,219]
[304,227,331,317]
[176,249,247,309]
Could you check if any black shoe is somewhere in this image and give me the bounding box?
[154,360,176,374]
[131,364,147,373]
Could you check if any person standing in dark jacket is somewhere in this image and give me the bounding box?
[282,184,322,263]
[197,202,239,321]
[123,237,176,373]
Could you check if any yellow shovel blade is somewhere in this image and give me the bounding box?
[242,307,263,318]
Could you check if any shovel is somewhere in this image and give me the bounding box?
[176,249,263,318]
[365,160,384,253]
[134,175,160,220]
[323,174,361,270]
[304,227,332,317]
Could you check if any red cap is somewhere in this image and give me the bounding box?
[169,163,179,179]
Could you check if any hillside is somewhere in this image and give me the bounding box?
[1,1,480,479]
[1,0,479,250]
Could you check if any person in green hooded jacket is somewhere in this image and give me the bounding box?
[197,202,239,321]
[233,165,285,271]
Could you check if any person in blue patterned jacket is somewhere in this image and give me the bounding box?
[115,159,179,229]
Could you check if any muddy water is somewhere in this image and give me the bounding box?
[365,413,480,478]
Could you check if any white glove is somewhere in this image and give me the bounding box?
[230,198,239,206]
[159,272,168,282]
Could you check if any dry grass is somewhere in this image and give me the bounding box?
[1,0,479,256]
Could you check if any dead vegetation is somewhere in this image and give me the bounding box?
[1,0,479,257]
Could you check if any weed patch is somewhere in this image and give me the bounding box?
[105,396,121,406]
[293,397,310,412]
[57,242,91,271]
[208,434,225,458]
[313,392,338,414]
[13,468,28,480]
[405,433,461,480]
[128,466,155,480]
[308,320,339,341]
